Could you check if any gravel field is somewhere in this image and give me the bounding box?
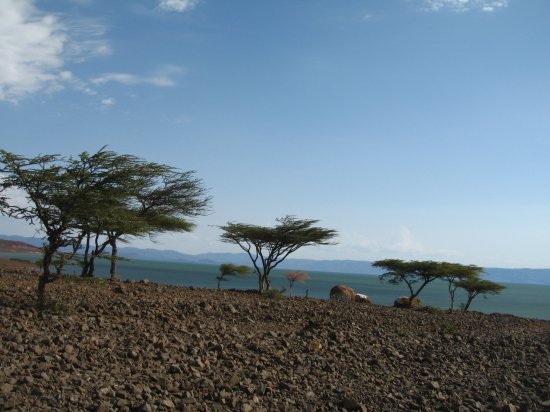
[1,265,549,412]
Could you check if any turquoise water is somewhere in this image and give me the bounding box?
[2,252,549,321]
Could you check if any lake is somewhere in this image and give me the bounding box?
[2,252,549,320]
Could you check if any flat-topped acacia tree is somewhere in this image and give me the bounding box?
[219,216,337,293]
[455,277,505,311]
[373,259,443,303]
[439,262,483,312]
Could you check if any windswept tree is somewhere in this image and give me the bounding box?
[64,148,146,277]
[0,150,94,306]
[216,263,252,289]
[440,262,483,312]
[104,166,211,278]
[455,277,505,311]
[284,271,308,296]
[373,259,443,302]
[219,216,337,293]
[0,147,211,304]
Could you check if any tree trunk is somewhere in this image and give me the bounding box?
[262,270,271,291]
[37,249,54,308]
[109,239,118,280]
[449,291,455,312]
[86,255,95,277]
[462,293,475,311]
[449,284,456,312]
[81,233,91,276]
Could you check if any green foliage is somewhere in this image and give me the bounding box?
[417,305,442,313]
[216,263,252,288]
[373,259,443,300]
[440,320,456,335]
[262,288,287,300]
[439,262,484,312]
[0,147,211,302]
[37,299,72,315]
[219,216,337,293]
[455,277,506,311]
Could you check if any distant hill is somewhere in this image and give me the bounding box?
[1,234,550,285]
[0,239,41,254]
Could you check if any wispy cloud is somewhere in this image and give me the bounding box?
[354,226,425,256]
[158,0,200,13]
[64,20,112,62]
[91,65,184,87]
[423,0,508,12]
[0,0,109,103]
[101,97,115,106]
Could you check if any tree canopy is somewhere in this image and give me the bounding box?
[216,263,252,289]
[455,277,506,311]
[0,148,211,305]
[219,216,337,293]
[373,259,443,301]
[439,262,483,311]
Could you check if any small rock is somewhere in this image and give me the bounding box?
[1,383,13,394]
[95,404,111,412]
[429,381,440,390]
[229,373,241,387]
[306,341,322,352]
[97,386,111,396]
[241,404,253,412]
[220,389,231,399]
[161,399,175,409]
[113,285,125,294]
[137,402,153,412]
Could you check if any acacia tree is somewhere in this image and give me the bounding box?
[0,148,211,303]
[104,166,211,279]
[455,277,505,311]
[216,263,252,288]
[440,262,483,312]
[373,259,443,302]
[284,271,308,296]
[63,148,145,277]
[219,216,337,293]
[0,150,95,306]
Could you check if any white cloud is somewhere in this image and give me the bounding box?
[0,0,109,103]
[101,97,115,106]
[158,0,200,13]
[91,65,184,87]
[0,0,66,102]
[64,20,112,62]
[423,0,508,12]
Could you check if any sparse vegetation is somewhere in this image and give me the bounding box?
[219,216,336,293]
[216,263,252,288]
[284,270,308,296]
[262,287,287,300]
[373,259,442,302]
[455,277,506,311]
[440,320,456,335]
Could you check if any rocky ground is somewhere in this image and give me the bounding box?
[1,263,549,412]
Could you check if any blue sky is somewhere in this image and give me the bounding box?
[1,0,549,268]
